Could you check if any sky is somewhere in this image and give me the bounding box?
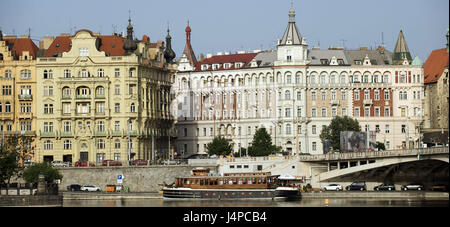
[1,0,448,61]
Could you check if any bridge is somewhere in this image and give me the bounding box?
[298,147,449,184]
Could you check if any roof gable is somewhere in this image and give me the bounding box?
[424,48,449,84]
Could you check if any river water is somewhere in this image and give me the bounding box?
[62,198,448,207]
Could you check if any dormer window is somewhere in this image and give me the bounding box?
[337,59,344,65]
[320,59,328,65]
[212,64,220,70]
[224,63,231,69]
[354,60,362,65]
[235,62,243,68]
[201,64,209,71]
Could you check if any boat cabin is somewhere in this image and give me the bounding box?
[175,172,281,189]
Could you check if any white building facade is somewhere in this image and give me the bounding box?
[173,6,424,156]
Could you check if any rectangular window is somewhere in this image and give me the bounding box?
[79,48,89,56]
[114,68,120,77]
[385,125,390,133]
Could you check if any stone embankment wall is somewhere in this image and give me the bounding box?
[58,165,214,192]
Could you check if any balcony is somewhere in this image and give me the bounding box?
[363,99,373,105]
[76,95,91,99]
[61,95,71,100]
[330,100,340,106]
[18,94,32,100]
[40,131,55,137]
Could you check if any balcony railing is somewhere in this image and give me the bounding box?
[76,95,91,99]
[18,94,32,100]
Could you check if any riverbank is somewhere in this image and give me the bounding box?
[62,191,449,200]
[62,192,162,200]
[301,191,449,199]
[0,195,63,207]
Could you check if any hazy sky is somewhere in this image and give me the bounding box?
[1,0,448,61]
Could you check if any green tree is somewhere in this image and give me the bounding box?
[320,116,361,152]
[376,142,386,151]
[0,135,34,185]
[22,162,63,184]
[248,128,281,156]
[206,136,233,156]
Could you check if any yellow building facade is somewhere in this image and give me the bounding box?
[35,23,176,164]
[0,33,38,161]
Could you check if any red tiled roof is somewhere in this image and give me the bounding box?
[194,53,258,71]
[423,48,449,84]
[3,37,39,59]
[43,36,72,57]
[98,35,125,56]
[44,30,127,57]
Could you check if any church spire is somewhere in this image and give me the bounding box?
[392,29,412,64]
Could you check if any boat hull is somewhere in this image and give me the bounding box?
[163,188,301,200]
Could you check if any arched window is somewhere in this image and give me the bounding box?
[62,87,71,97]
[43,70,48,79]
[96,86,105,96]
[130,103,136,112]
[286,74,291,84]
[285,90,291,100]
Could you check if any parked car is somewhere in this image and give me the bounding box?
[130,159,148,166]
[323,184,343,191]
[74,160,95,167]
[67,184,82,191]
[345,181,367,191]
[102,160,122,166]
[430,184,448,192]
[401,183,424,191]
[374,183,396,191]
[51,161,70,168]
[81,185,101,192]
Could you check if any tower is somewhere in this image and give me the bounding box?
[276,3,308,65]
[392,30,412,65]
[123,17,137,55]
[178,21,197,71]
[164,26,176,63]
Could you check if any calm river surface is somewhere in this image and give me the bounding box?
[62,198,448,207]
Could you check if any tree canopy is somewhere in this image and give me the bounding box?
[0,135,34,184]
[22,162,63,184]
[319,116,361,152]
[248,127,281,156]
[206,136,233,156]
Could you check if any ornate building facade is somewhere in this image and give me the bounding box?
[0,31,39,161]
[35,19,176,164]
[174,6,424,156]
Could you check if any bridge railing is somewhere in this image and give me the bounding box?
[299,147,449,162]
